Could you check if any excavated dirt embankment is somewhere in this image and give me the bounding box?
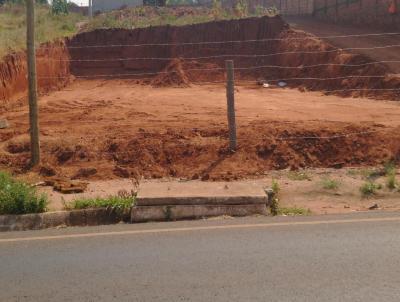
[68,16,399,100]
[0,40,70,105]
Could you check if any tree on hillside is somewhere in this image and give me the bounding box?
[52,0,68,14]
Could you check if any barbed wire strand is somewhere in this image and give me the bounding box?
[60,32,400,49]
[37,44,400,62]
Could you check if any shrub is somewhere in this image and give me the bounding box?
[0,171,47,215]
[360,181,382,197]
[384,161,396,176]
[321,178,339,190]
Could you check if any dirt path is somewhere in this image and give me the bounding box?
[1,80,400,180]
[284,16,400,73]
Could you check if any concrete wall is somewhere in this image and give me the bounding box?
[93,0,144,12]
[313,0,400,29]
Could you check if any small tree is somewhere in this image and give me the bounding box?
[52,0,68,14]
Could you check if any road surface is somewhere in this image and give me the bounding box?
[284,16,400,73]
[1,212,400,301]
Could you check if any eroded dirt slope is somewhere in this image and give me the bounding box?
[68,16,400,100]
[0,41,71,104]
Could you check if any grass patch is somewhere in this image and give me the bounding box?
[0,3,84,58]
[0,171,47,215]
[360,181,382,197]
[0,4,270,58]
[277,207,311,216]
[83,5,267,32]
[287,171,312,181]
[84,6,235,32]
[66,196,134,212]
[321,177,339,190]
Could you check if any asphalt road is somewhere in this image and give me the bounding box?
[1,212,400,301]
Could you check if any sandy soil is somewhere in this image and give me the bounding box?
[1,79,400,181]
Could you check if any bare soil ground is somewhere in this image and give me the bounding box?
[1,79,400,182]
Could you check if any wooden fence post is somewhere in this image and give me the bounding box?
[225,60,237,152]
[26,0,40,166]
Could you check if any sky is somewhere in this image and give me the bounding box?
[69,0,89,6]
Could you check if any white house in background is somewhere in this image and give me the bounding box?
[92,0,144,13]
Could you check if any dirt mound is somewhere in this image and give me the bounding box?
[151,59,224,87]
[151,59,190,87]
[273,29,400,99]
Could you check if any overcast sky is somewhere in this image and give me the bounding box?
[69,0,89,6]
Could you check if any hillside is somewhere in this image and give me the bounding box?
[0,3,84,58]
[0,3,271,58]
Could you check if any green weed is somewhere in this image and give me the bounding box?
[270,179,280,216]
[0,3,84,58]
[66,196,134,212]
[277,207,311,216]
[386,173,398,190]
[321,178,339,190]
[0,171,47,215]
[360,181,382,197]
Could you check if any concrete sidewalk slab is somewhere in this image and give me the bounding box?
[137,180,267,198]
[136,196,268,206]
[134,180,270,222]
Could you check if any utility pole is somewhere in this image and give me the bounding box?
[26,0,40,166]
[225,60,237,152]
[89,0,93,18]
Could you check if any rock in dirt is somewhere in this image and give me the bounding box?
[113,166,130,178]
[45,177,88,194]
[56,148,74,163]
[72,167,97,179]
[0,119,9,129]
[39,165,57,177]
[368,203,379,210]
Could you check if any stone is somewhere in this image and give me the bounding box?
[113,166,130,178]
[0,119,9,129]
[72,167,97,179]
[368,203,379,210]
[39,165,57,177]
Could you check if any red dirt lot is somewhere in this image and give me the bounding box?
[1,79,400,181]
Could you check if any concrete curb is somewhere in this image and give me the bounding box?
[136,196,267,206]
[132,204,268,223]
[0,194,273,232]
[0,208,128,232]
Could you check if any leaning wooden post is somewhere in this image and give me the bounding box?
[225,60,237,152]
[26,0,40,166]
